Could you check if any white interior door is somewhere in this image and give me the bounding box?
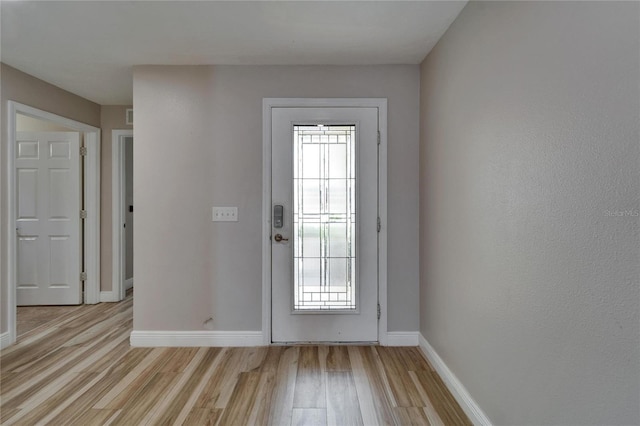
[15,131,82,305]
[271,107,379,343]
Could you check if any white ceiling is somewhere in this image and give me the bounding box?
[1,1,467,105]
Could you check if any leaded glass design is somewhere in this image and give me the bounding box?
[293,125,357,311]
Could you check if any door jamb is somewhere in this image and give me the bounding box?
[6,101,101,347]
[261,98,388,345]
[111,130,133,302]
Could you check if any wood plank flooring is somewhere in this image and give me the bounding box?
[1,293,471,425]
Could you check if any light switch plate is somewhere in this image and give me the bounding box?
[212,207,238,222]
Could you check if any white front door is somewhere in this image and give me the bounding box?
[15,131,82,305]
[271,107,379,343]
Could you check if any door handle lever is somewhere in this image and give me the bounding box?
[274,234,289,242]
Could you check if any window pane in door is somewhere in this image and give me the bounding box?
[293,124,357,311]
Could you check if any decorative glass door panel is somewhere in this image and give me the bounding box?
[293,125,357,311]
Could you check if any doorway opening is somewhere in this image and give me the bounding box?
[111,130,134,301]
[5,101,101,348]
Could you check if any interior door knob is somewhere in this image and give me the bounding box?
[274,233,289,242]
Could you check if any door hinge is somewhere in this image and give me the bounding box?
[80,271,87,281]
[377,130,381,145]
[80,146,87,156]
[377,217,381,232]
[80,210,87,219]
[377,303,381,320]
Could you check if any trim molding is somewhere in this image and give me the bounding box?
[0,331,13,350]
[100,291,120,303]
[112,129,134,302]
[83,130,101,305]
[130,331,265,347]
[125,278,134,291]
[386,331,419,346]
[419,334,493,426]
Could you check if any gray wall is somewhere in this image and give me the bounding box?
[419,2,639,425]
[133,65,420,332]
[17,114,75,132]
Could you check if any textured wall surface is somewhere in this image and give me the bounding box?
[419,2,639,425]
[133,65,420,332]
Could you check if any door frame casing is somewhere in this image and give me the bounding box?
[111,130,133,302]
[261,98,388,345]
[6,101,101,346]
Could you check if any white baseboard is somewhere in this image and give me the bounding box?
[419,334,492,426]
[385,331,419,346]
[0,331,14,350]
[100,291,120,303]
[125,278,133,290]
[130,330,265,347]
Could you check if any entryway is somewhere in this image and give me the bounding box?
[263,98,388,344]
[6,102,101,347]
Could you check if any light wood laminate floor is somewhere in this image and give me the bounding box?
[1,293,470,425]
